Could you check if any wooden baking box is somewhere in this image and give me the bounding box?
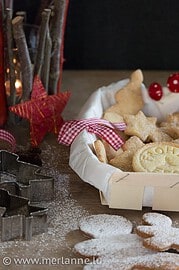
[69,79,179,211]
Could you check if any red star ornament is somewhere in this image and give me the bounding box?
[9,76,71,146]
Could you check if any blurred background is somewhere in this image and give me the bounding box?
[13,0,179,70]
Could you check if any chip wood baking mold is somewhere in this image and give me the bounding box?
[100,170,179,211]
[69,78,179,212]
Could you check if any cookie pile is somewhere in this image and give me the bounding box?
[73,213,179,270]
[93,69,179,173]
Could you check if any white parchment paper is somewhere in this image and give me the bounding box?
[69,79,129,202]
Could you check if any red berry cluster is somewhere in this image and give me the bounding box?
[148,73,179,101]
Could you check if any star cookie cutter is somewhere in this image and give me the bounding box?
[0,150,54,203]
[0,188,48,241]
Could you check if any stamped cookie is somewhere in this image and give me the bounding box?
[79,214,132,239]
[83,252,179,270]
[132,142,179,173]
[136,212,179,251]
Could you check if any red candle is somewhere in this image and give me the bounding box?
[0,1,7,126]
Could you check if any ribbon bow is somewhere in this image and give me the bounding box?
[58,118,126,150]
[0,129,16,152]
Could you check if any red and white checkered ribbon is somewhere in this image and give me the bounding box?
[0,129,16,152]
[58,118,126,150]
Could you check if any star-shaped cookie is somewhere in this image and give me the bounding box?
[9,76,70,146]
[123,111,157,141]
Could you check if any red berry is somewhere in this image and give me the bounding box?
[167,73,179,93]
[148,82,163,101]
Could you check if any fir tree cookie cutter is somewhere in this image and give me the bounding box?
[0,150,54,203]
[0,150,54,241]
[0,189,48,241]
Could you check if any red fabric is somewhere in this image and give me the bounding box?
[9,76,70,146]
[0,2,7,126]
[58,118,126,151]
[0,129,16,152]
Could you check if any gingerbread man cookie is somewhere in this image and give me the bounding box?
[136,212,179,251]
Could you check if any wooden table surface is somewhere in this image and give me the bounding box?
[0,70,179,270]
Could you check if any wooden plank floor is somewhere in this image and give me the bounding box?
[0,70,179,269]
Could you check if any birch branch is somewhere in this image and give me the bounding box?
[12,16,32,101]
[15,11,27,23]
[4,0,13,10]
[48,0,68,94]
[41,9,52,90]
[5,8,16,106]
[33,8,51,77]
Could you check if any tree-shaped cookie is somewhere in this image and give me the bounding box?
[105,69,144,116]
[136,212,179,251]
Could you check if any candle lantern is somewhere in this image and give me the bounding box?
[5,48,22,100]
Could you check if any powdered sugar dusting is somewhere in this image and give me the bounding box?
[142,212,172,226]
[1,132,179,270]
[0,139,89,266]
[83,253,179,270]
[79,214,132,238]
[136,212,179,251]
[74,234,156,258]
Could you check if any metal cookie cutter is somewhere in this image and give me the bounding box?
[0,150,54,241]
[0,189,48,241]
[0,150,54,203]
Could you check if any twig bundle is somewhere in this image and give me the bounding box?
[48,0,69,94]
[4,0,69,122]
[6,8,17,105]
[12,16,32,101]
